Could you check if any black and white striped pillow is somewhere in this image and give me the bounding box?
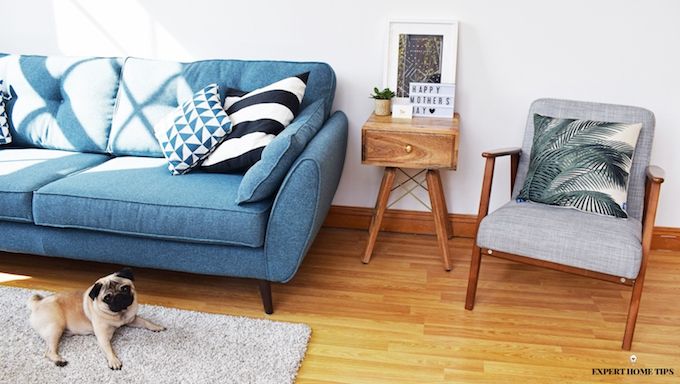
[201,72,309,173]
[0,80,11,145]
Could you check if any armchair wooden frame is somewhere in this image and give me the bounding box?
[464,147,665,350]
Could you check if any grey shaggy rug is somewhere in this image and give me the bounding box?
[0,285,311,384]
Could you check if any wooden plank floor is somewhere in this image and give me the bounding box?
[1,228,679,383]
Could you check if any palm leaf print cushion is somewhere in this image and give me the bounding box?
[517,114,642,218]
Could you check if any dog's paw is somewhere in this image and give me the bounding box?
[46,352,68,367]
[108,357,122,370]
[55,360,68,367]
[148,324,166,332]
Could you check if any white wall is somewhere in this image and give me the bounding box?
[2,0,678,226]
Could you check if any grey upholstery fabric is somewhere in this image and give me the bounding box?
[477,201,643,279]
[482,99,655,279]
[511,99,655,221]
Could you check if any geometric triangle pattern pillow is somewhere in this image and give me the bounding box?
[0,80,11,145]
[200,72,309,173]
[154,83,231,175]
[517,113,642,218]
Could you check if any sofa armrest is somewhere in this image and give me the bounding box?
[264,111,348,282]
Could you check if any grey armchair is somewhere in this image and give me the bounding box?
[465,98,665,350]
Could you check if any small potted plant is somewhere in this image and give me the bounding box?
[370,87,395,116]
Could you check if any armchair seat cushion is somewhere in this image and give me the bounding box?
[477,201,642,279]
[0,148,109,222]
[33,157,273,247]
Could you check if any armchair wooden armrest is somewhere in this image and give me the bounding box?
[476,147,522,222]
[646,165,665,184]
[466,146,522,310]
[624,165,665,349]
[642,165,665,232]
[482,147,522,158]
[641,165,665,247]
[483,147,522,192]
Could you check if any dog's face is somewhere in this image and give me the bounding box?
[88,268,136,314]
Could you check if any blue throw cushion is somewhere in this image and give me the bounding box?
[154,83,231,175]
[200,73,309,173]
[237,99,326,203]
[0,80,10,145]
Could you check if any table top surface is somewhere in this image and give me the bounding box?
[363,113,460,134]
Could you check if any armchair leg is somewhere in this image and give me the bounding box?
[622,279,645,350]
[258,280,274,315]
[465,245,483,310]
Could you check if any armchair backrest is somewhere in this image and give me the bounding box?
[511,98,655,221]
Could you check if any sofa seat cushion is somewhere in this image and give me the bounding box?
[33,157,272,247]
[0,148,110,222]
[477,201,643,279]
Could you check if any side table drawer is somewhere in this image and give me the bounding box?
[362,129,457,169]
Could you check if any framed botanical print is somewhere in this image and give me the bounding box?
[384,19,459,116]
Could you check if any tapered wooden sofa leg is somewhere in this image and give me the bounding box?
[258,280,274,315]
[465,245,483,310]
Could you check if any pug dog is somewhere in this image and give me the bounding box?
[27,268,165,369]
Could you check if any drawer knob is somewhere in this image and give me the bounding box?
[405,144,413,153]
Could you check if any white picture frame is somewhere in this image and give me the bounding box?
[383,20,459,102]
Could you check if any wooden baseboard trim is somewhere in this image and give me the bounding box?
[323,205,476,238]
[323,205,680,252]
[651,227,680,252]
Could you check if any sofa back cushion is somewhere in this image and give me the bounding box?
[0,54,123,153]
[108,58,336,157]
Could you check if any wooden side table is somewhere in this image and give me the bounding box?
[361,113,459,271]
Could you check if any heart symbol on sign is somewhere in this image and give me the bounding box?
[429,108,436,114]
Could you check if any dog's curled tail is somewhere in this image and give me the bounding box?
[27,294,43,311]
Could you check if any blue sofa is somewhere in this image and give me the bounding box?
[0,54,348,313]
